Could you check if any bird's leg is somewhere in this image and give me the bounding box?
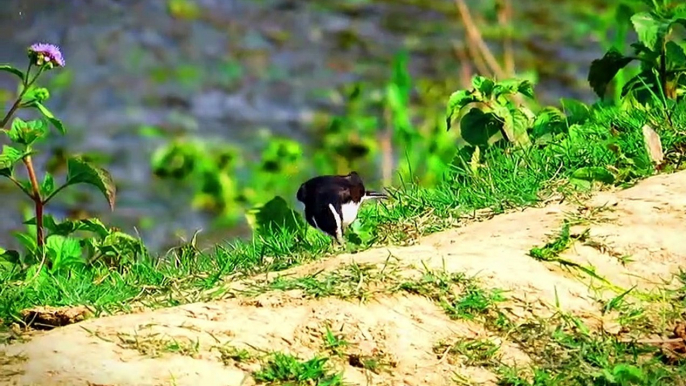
[330,231,346,252]
[335,224,346,246]
[336,234,346,246]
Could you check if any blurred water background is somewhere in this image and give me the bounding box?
[0,0,615,251]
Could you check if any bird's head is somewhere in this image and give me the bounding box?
[346,171,363,185]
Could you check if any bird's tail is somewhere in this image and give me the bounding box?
[364,190,389,200]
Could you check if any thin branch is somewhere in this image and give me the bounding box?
[0,64,44,129]
[455,40,490,78]
[452,42,473,87]
[42,183,70,206]
[454,0,507,79]
[497,0,515,75]
[6,175,32,197]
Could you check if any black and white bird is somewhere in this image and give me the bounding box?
[296,171,388,245]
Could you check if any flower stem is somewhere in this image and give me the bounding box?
[0,64,44,128]
[1,99,22,129]
[23,155,44,248]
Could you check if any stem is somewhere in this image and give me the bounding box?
[1,99,22,129]
[660,46,668,99]
[0,64,44,128]
[7,175,32,197]
[42,183,69,206]
[24,62,32,88]
[23,155,44,248]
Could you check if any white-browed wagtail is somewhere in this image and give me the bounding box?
[296,171,388,245]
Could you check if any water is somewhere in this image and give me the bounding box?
[0,0,604,252]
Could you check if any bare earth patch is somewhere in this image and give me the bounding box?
[2,171,686,386]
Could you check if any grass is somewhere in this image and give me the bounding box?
[93,261,685,385]
[2,99,686,385]
[2,103,686,327]
[495,311,686,385]
[114,331,202,359]
[433,337,502,367]
[241,258,508,325]
[252,352,343,385]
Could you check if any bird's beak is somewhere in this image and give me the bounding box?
[363,190,389,200]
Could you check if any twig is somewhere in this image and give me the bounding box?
[453,40,489,79]
[452,43,473,87]
[453,0,507,79]
[497,0,515,75]
[436,341,455,365]
[618,337,684,345]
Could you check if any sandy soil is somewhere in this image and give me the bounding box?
[2,170,686,386]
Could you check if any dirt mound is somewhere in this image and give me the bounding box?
[2,171,686,386]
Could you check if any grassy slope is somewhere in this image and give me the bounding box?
[2,103,686,322]
[2,101,686,385]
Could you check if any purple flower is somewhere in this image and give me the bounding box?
[27,43,65,68]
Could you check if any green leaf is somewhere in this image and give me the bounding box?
[32,102,65,135]
[0,249,21,267]
[472,76,495,97]
[8,118,49,146]
[0,64,25,81]
[516,80,535,99]
[96,231,145,264]
[494,79,519,92]
[532,107,567,139]
[459,108,503,147]
[13,231,38,257]
[630,12,671,52]
[446,90,478,130]
[245,195,303,236]
[621,69,659,99]
[588,48,635,98]
[347,219,375,246]
[66,157,117,210]
[28,216,111,238]
[45,235,84,272]
[570,167,615,186]
[666,41,686,68]
[630,42,660,68]
[509,109,532,147]
[560,98,590,125]
[21,87,50,105]
[40,172,55,197]
[81,218,111,238]
[0,145,25,177]
[493,105,530,147]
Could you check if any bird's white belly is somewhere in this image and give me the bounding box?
[340,201,360,226]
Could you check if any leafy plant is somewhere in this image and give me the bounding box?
[445,75,536,148]
[0,43,117,268]
[587,0,686,104]
[150,133,309,227]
